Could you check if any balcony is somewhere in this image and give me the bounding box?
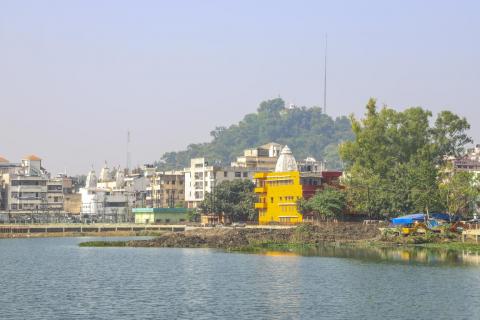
[255,202,267,209]
[10,186,47,193]
[254,172,267,179]
[254,187,266,193]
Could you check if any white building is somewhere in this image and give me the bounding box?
[79,163,148,222]
[184,158,254,208]
[297,157,326,173]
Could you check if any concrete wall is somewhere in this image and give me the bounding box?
[135,212,188,224]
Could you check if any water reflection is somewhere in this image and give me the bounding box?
[254,246,480,266]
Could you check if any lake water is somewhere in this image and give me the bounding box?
[1,237,480,320]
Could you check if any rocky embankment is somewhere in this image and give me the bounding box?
[123,223,381,250]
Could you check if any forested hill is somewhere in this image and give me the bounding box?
[156,98,354,170]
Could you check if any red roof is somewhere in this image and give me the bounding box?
[24,154,42,161]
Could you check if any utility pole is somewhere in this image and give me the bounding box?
[126,130,131,173]
[367,186,370,219]
[323,33,328,114]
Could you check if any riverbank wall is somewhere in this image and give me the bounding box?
[0,224,185,238]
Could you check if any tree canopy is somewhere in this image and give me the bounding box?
[439,168,479,217]
[339,98,472,218]
[156,98,353,170]
[198,180,257,222]
[299,187,346,220]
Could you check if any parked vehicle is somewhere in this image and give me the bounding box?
[232,222,246,228]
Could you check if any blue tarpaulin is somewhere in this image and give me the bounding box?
[430,213,451,221]
[390,212,451,226]
[391,213,425,226]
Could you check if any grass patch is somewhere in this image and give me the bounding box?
[79,241,128,247]
[418,242,480,252]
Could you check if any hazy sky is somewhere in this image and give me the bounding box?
[1,0,479,175]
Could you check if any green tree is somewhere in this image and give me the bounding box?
[187,209,200,222]
[299,187,346,220]
[440,170,479,217]
[199,180,257,222]
[339,98,471,217]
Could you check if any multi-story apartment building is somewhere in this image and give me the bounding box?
[0,155,84,218]
[147,170,185,208]
[0,155,49,212]
[162,171,185,208]
[47,178,64,212]
[0,156,17,210]
[451,144,480,174]
[184,158,254,208]
[230,142,282,171]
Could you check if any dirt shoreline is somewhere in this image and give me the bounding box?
[123,223,382,249]
[78,223,480,252]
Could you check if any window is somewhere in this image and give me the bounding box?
[224,171,228,177]
[266,179,294,187]
[235,172,241,178]
[242,172,248,178]
[270,197,274,203]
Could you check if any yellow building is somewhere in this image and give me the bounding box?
[254,145,304,224]
[254,171,303,224]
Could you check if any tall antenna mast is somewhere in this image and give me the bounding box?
[323,33,328,114]
[126,130,131,172]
